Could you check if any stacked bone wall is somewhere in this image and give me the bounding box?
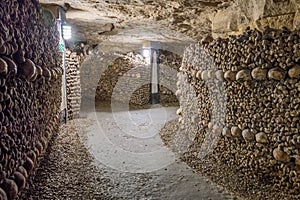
[159,50,181,106]
[176,27,300,199]
[66,50,81,120]
[0,1,62,199]
[95,50,180,106]
[95,56,150,106]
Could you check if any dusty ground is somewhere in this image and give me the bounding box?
[21,105,236,200]
[21,120,115,200]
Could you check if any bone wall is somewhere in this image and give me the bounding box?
[65,50,81,120]
[95,54,150,106]
[0,1,62,199]
[159,50,182,105]
[176,27,300,199]
[95,50,180,106]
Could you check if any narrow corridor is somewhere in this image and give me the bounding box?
[22,105,235,200]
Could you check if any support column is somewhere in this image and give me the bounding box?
[150,49,160,104]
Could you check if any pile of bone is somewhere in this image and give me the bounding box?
[0,0,61,75]
[175,27,300,197]
[0,73,62,200]
[95,56,150,105]
[66,50,81,120]
[204,27,299,73]
[158,50,182,105]
[0,0,62,199]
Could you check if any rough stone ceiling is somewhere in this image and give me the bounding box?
[39,0,300,46]
[39,0,234,45]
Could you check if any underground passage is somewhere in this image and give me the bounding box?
[0,0,300,199]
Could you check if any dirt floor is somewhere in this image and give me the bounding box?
[21,104,237,200]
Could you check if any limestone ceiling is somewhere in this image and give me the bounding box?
[39,0,235,45]
[39,0,300,45]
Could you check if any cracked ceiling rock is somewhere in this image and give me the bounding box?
[103,1,232,40]
[97,23,115,35]
[67,19,118,42]
[39,0,299,44]
[211,0,300,38]
[293,0,300,29]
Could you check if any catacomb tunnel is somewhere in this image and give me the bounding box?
[0,0,300,199]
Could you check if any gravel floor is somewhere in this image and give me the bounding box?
[21,120,115,200]
[20,107,236,200]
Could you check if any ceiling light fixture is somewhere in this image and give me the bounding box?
[62,24,72,40]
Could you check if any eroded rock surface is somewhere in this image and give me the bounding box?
[40,0,300,44]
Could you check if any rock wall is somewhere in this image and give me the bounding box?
[65,50,81,120]
[0,1,62,199]
[176,27,300,199]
